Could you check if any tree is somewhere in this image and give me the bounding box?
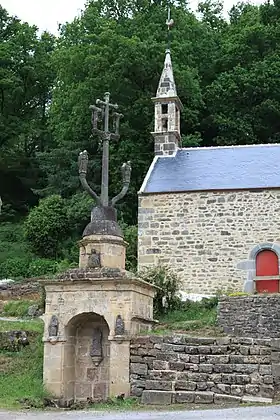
[24,195,68,258]
[0,6,55,216]
[39,0,217,223]
[201,1,280,146]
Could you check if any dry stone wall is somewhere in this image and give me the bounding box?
[138,189,280,294]
[0,279,41,300]
[130,335,280,405]
[218,295,280,338]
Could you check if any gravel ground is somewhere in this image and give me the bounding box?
[1,406,280,420]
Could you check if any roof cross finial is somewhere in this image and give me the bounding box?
[166,6,174,50]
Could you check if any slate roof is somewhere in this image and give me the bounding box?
[141,144,280,194]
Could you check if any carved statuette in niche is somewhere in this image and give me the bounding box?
[48,315,59,337]
[90,327,103,365]
[115,315,125,335]
[88,249,101,269]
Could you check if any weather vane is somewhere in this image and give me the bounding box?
[78,92,131,209]
[166,6,174,50]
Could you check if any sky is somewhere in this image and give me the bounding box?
[1,0,266,34]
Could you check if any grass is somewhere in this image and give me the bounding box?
[0,319,46,409]
[2,300,36,318]
[153,298,219,335]
[0,319,44,333]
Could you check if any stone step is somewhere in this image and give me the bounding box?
[141,390,273,405]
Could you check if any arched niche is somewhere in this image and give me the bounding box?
[63,312,110,402]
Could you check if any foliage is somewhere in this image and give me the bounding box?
[227,291,250,297]
[0,222,31,279]
[28,258,57,277]
[0,7,55,216]
[0,220,77,279]
[121,223,137,272]
[0,256,30,279]
[154,297,218,333]
[2,300,34,317]
[65,192,92,235]
[139,265,181,316]
[24,195,68,258]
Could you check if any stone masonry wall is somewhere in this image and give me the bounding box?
[218,295,280,339]
[138,189,280,294]
[130,335,280,405]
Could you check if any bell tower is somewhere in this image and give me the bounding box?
[152,10,183,156]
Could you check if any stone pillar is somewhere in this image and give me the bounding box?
[43,339,66,398]
[108,338,131,398]
[79,234,127,270]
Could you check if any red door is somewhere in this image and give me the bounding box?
[256,250,279,293]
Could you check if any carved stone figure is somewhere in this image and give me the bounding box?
[87,249,101,268]
[48,315,59,337]
[78,150,89,175]
[90,327,103,358]
[115,315,125,335]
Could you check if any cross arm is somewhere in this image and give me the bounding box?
[111,161,132,207]
[78,150,100,205]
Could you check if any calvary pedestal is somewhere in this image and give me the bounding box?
[41,92,156,405]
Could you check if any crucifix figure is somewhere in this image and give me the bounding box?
[78,92,131,210]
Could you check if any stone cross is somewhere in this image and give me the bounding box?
[78,92,131,209]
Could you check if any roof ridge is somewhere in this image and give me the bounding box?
[181,143,280,151]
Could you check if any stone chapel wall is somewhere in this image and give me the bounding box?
[138,189,280,295]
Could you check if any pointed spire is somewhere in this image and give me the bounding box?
[156,49,177,98]
[151,7,182,156]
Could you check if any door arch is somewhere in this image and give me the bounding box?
[256,250,279,293]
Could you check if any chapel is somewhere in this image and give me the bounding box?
[138,47,280,299]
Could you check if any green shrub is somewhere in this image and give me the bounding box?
[28,259,57,277]
[65,192,92,235]
[0,223,32,271]
[24,195,68,258]
[0,256,31,279]
[200,296,219,309]
[60,238,79,263]
[121,223,137,272]
[3,300,32,317]
[139,265,182,317]
[54,259,78,273]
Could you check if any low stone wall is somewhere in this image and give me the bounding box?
[130,335,280,405]
[218,295,280,338]
[0,279,41,301]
